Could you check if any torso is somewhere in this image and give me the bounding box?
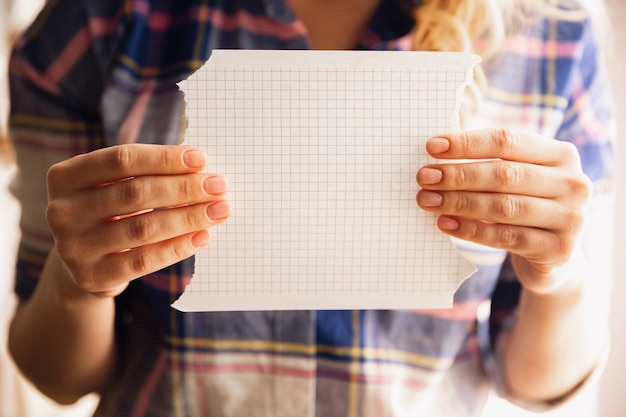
[16,1,612,416]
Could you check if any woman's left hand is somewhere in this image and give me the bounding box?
[416,128,592,294]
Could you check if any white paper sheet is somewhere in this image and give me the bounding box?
[172,50,478,312]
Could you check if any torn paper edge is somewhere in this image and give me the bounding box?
[173,50,480,311]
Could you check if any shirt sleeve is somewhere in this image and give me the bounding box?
[9,0,125,300]
[483,15,616,411]
[10,0,206,308]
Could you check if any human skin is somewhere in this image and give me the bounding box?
[9,145,231,403]
[9,128,605,405]
[416,128,605,401]
[8,0,607,407]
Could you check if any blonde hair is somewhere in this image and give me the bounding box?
[411,0,598,124]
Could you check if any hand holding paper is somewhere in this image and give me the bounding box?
[173,50,479,312]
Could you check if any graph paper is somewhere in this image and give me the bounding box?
[172,50,478,311]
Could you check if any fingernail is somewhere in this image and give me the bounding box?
[418,191,443,207]
[203,176,228,195]
[207,201,230,220]
[191,230,210,247]
[427,137,450,154]
[418,167,443,185]
[183,150,206,168]
[438,216,459,231]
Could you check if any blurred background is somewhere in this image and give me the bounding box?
[598,0,626,415]
[0,1,624,416]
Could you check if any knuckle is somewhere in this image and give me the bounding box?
[45,200,69,231]
[55,239,84,271]
[491,195,521,220]
[169,239,190,262]
[453,193,473,214]
[451,166,470,188]
[184,207,202,229]
[179,177,196,200]
[554,234,575,262]
[158,147,174,171]
[466,222,486,243]
[499,225,524,248]
[564,205,583,224]
[494,163,522,188]
[127,215,156,242]
[565,174,593,201]
[494,128,520,151]
[108,145,136,175]
[559,141,581,163]
[563,209,585,234]
[581,174,593,198]
[45,163,65,195]
[119,179,148,206]
[457,131,475,154]
[130,251,154,276]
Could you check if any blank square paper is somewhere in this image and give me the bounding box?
[173,50,478,312]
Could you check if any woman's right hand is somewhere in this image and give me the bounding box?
[45,144,230,297]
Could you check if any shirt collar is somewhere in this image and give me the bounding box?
[262,0,298,23]
[361,0,421,50]
[261,0,422,49]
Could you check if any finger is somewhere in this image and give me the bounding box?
[417,160,587,198]
[85,230,211,293]
[417,189,583,230]
[47,144,207,195]
[427,128,582,167]
[435,216,572,268]
[75,173,228,221]
[83,200,230,254]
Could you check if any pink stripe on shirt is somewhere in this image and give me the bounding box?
[9,58,61,96]
[46,27,93,83]
[130,349,167,417]
[129,1,307,41]
[505,35,581,58]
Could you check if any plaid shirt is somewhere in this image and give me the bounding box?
[9,1,615,416]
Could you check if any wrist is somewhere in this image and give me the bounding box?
[516,245,587,294]
[40,247,116,308]
[518,249,595,322]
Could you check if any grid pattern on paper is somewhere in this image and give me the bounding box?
[182,62,468,296]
